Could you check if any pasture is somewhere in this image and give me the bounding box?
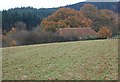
[2,39,118,80]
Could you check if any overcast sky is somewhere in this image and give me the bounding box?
[0,0,119,10]
[0,0,86,10]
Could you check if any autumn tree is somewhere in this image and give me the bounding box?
[41,19,67,32]
[2,21,28,47]
[80,4,118,34]
[80,4,101,31]
[2,27,17,47]
[98,26,112,38]
[64,13,92,28]
[41,8,92,32]
[99,9,118,34]
[80,4,98,13]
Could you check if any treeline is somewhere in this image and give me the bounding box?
[2,4,119,47]
[2,7,57,33]
[2,2,119,33]
[2,25,80,47]
[65,2,119,12]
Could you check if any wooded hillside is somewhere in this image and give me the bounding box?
[2,2,119,32]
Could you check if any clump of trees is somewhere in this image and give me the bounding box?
[2,4,119,47]
[2,21,77,47]
[2,21,81,47]
[41,4,118,35]
[41,8,92,32]
[80,4,118,34]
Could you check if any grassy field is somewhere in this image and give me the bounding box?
[2,39,118,80]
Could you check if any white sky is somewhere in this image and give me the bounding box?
[0,0,86,10]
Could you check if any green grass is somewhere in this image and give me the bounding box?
[2,39,118,80]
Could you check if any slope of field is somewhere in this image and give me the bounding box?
[2,39,118,80]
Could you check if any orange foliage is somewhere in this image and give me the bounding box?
[98,26,112,38]
[2,27,17,47]
[41,8,92,32]
[41,20,67,32]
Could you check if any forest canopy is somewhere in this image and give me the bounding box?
[41,8,92,32]
[41,4,118,34]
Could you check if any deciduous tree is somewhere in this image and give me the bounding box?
[98,26,112,38]
[41,8,92,32]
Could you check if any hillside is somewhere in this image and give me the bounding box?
[65,2,119,12]
[2,39,118,80]
[2,2,119,32]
